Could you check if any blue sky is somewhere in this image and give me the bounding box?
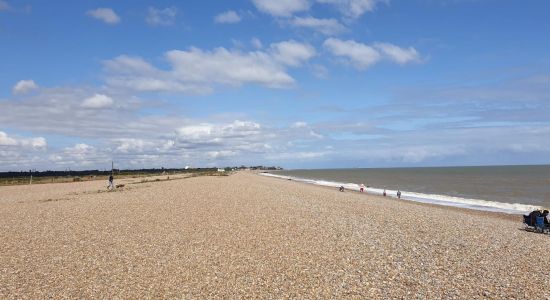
[1,0,549,171]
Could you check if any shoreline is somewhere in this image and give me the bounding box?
[259,171,538,217]
[259,172,522,223]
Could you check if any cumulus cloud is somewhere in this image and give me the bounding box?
[214,10,241,24]
[86,8,120,25]
[113,138,161,154]
[323,38,421,69]
[270,40,316,66]
[0,132,17,146]
[3,70,550,170]
[146,7,177,26]
[374,43,421,64]
[177,120,262,145]
[290,16,346,35]
[0,131,46,150]
[49,143,111,167]
[0,131,47,169]
[0,86,152,139]
[1,84,326,169]
[81,94,115,109]
[104,40,316,93]
[317,0,388,19]
[165,48,294,88]
[251,0,310,17]
[12,80,38,95]
[323,38,381,69]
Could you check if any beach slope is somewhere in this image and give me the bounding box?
[1,172,549,298]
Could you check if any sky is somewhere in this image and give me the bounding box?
[1,0,550,171]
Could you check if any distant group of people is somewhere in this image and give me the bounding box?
[338,183,401,199]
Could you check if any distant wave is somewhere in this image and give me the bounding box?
[260,172,540,214]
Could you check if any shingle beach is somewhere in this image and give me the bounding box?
[1,172,549,298]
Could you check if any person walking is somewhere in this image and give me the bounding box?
[397,190,402,199]
[108,174,114,190]
[360,183,365,193]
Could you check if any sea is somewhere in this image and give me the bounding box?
[262,165,550,214]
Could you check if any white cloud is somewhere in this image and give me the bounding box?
[86,8,120,25]
[165,47,295,88]
[0,131,47,169]
[177,124,215,141]
[0,0,10,11]
[104,40,316,93]
[206,150,237,159]
[22,137,47,150]
[374,43,421,64]
[104,55,205,93]
[317,0,387,19]
[323,38,381,69]
[113,138,153,153]
[52,143,110,166]
[0,131,17,146]
[290,16,346,35]
[214,10,241,24]
[12,80,38,95]
[146,7,177,26]
[81,94,114,109]
[0,131,46,150]
[251,38,263,49]
[292,121,308,128]
[1,84,341,169]
[324,38,421,69]
[251,0,310,17]
[270,40,316,66]
[177,120,262,143]
[268,151,329,160]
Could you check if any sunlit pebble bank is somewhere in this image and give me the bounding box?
[1,171,549,298]
[260,172,542,214]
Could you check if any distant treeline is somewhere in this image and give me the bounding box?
[0,168,217,179]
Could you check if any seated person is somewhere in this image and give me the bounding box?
[543,210,550,224]
[527,209,542,226]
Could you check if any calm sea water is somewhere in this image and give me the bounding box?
[270,165,550,213]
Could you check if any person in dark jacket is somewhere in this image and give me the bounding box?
[108,175,114,190]
[528,210,542,226]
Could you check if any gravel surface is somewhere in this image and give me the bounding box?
[1,171,549,298]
